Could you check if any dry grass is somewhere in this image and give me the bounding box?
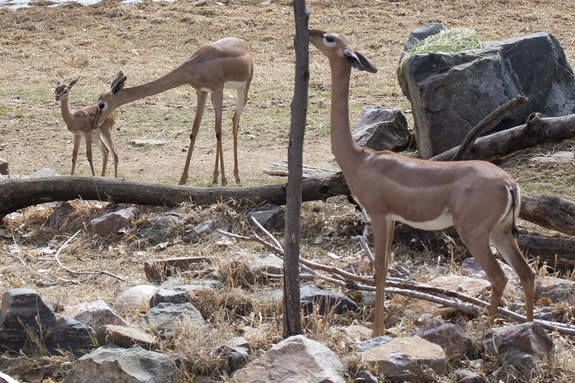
[401,27,483,63]
[1,0,575,381]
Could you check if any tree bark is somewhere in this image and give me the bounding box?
[3,173,575,265]
[3,171,575,238]
[519,195,575,236]
[450,95,528,161]
[283,0,308,338]
[517,233,575,266]
[0,173,349,221]
[431,112,575,162]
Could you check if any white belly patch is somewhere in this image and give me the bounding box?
[200,81,247,93]
[224,81,247,89]
[390,209,454,231]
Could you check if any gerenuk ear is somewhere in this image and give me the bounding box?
[110,71,127,95]
[344,49,377,73]
[356,51,378,73]
[69,77,80,89]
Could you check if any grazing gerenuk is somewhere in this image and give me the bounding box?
[92,37,253,186]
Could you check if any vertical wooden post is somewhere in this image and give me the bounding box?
[283,0,309,337]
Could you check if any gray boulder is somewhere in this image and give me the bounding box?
[300,284,359,316]
[0,289,95,357]
[48,201,79,228]
[484,322,553,381]
[0,288,57,354]
[139,211,184,244]
[48,317,95,357]
[359,335,447,381]
[63,344,181,383]
[415,318,477,360]
[182,215,229,243]
[352,106,410,151]
[398,28,575,158]
[88,206,138,235]
[150,280,223,307]
[232,334,345,383]
[61,299,128,328]
[113,284,158,312]
[96,324,156,350]
[248,203,286,231]
[536,276,575,306]
[399,22,446,62]
[144,302,205,336]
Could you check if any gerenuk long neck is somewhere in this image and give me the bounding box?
[329,61,365,173]
[59,95,75,126]
[116,67,189,107]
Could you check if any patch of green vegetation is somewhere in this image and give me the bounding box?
[6,87,53,102]
[402,28,483,63]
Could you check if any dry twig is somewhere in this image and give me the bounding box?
[54,230,126,282]
[217,226,575,336]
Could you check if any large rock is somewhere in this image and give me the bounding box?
[399,22,446,62]
[48,201,80,228]
[149,280,222,307]
[96,324,156,350]
[139,211,184,244]
[398,29,575,158]
[0,289,95,357]
[359,335,447,381]
[0,288,57,354]
[144,302,205,336]
[113,285,158,313]
[232,334,345,383]
[63,344,181,383]
[536,276,575,305]
[299,284,359,315]
[252,285,359,316]
[182,216,229,243]
[62,299,128,328]
[484,322,553,381]
[48,317,95,357]
[248,203,286,231]
[352,106,410,151]
[87,206,138,235]
[405,275,491,322]
[415,318,477,360]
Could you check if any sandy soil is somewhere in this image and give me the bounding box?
[0,0,573,187]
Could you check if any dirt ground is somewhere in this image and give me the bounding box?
[0,0,572,186]
[0,0,575,381]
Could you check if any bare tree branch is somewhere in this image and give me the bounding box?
[53,230,126,282]
[218,227,575,336]
[451,95,529,161]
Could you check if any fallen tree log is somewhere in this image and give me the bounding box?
[520,195,575,236]
[431,112,575,162]
[0,173,348,221]
[2,170,575,238]
[517,232,575,266]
